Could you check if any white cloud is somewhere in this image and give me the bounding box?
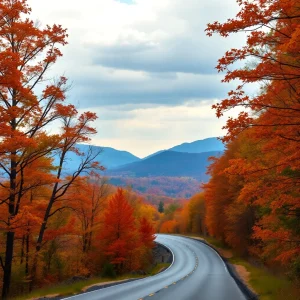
[27,0,250,156]
[83,100,237,157]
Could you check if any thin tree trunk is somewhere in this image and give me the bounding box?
[2,148,17,299]
[25,228,30,277]
[20,235,25,265]
[30,193,55,291]
[2,232,15,299]
[88,215,94,251]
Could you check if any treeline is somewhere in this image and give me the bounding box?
[159,0,300,282]
[204,131,299,279]
[109,176,200,198]
[158,194,206,236]
[204,0,300,280]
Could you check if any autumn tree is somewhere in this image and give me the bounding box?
[203,135,258,255]
[30,111,102,290]
[0,1,68,297]
[68,174,111,253]
[100,188,139,273]
[175,203,190,234]
[188,193,206,236]
[160,220,178,234]
[0,1,101,297]
[206,0,300,227]
[138,217,155,269]
[206,0,300,143]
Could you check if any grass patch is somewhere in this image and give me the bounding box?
[228,257,298,300]
[149,263,170,276]
[13,275,142,300]
[13,263,171,300]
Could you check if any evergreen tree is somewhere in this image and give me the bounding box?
[158,201,164,213]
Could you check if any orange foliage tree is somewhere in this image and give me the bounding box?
[69,175,111,254]
[160,220,178,234]
[0,0,102,296]
[206,0,300,143]
[205,0,300,275]
[203,136,257,256]
[0,0,67,296]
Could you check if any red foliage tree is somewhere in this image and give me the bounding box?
[139,217,155,249]
[100,188,140,272]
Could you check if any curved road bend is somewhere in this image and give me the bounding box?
[64,234,246,300]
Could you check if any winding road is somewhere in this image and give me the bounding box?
[65,234,246,300]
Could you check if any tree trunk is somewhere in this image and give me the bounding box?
[20,235,25,265]
[2,151,17,299]
[25,229,30,277]
[30,183,58,291]
[30,219,46,291]
[2,231,15,299]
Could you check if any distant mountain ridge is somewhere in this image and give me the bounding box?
[142,137,224,159]
[53,144,141,173]
[109,150,222,180]
[92,146,140,169]
[169,137,224,153]
[54,137,224,178]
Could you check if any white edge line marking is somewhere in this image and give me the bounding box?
[62,236,175,300]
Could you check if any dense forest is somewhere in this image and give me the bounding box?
[159,0,300,289]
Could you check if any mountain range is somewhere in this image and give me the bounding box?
[57,137,224,173]
[108,150,221,180]
[53,144,139,173]
[55,137,224,198]
[105,138,224,198]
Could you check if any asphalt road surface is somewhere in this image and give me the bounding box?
[65,234,246,300]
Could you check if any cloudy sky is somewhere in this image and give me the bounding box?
[28,0,245,158]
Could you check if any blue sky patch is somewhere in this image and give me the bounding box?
[116,0,135,4]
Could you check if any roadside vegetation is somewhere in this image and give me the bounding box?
[13,262,170,300]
